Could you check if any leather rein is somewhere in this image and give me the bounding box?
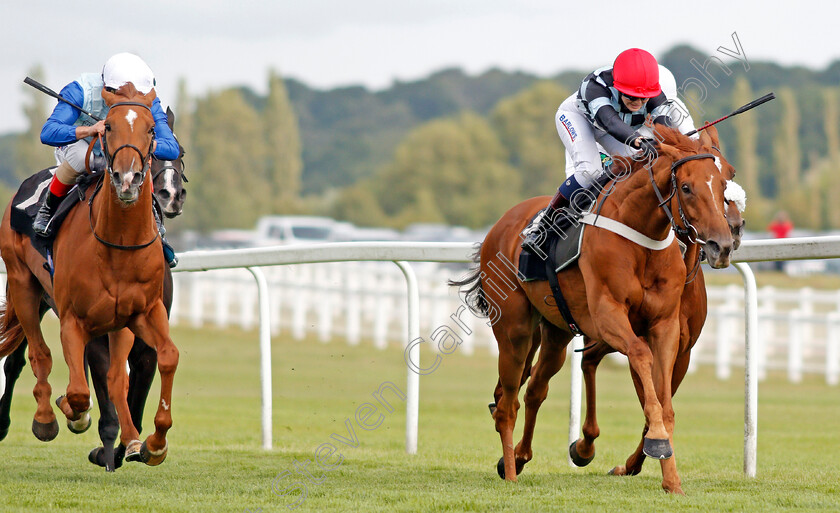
[647,152,716,245]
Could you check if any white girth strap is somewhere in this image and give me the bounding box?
[579,212,675,250]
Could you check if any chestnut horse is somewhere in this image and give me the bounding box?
[0,83,178,465]
[569,130,746,479]
[0,107,186,472]
[454,127,734,494]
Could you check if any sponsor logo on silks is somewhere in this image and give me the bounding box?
[559,114,578,141]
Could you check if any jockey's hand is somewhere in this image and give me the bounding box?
[634,137,658,159]
[77,121,106,140]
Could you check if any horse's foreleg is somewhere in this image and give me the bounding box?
[515,321,571,474]
[127,338,157,435]
[610,368,648,476]
[572,338,612,467]
[0,341,28,441]
[648,321,682,494]
[591,299,671,458]
[128,301,178,466]
[57,317,92,421]
[86,336,120,471]
[107,329,140,452]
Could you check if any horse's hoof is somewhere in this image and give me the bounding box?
[0,426,8,442]
[488,402,497,416]
[113,444,126,469]
[139,440,169,466]
[643,438,673,460]
[89,447,117,472]
[496,457,506,479]
[31,418,59,441]
[124,439,143,462]
[67,413,92,434]
[569,440,595,467]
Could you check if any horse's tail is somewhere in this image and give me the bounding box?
[0,288,26,358]
[448,242,490,317]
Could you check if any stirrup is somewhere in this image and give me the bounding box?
[521,209,548,250]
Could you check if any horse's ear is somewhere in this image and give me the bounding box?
[698,124,720,148]
[101,87,117,106]
[166,107,175,129]
[656,143,683,163]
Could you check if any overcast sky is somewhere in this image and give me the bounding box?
[1,0,838,134]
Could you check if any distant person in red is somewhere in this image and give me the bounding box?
[768,210,793,270]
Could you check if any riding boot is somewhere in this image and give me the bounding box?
[520,176,582,250]
[153,205,178,268]
[32,191,63,237]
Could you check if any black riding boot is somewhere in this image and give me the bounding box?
[153,205,178,268]
[32,191,62,237]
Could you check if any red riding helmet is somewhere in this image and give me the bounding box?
[612,48,661,98]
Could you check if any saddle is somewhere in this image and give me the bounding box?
[10,168,102,269]
[518,207,588,282]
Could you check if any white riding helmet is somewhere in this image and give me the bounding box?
[658,65,678,101]
[102,52,155,95]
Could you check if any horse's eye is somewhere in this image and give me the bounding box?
[104,124,112,132]
[681,183,692,194]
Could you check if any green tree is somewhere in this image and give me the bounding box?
[372,112,521,229]
[330,182,388,227]
[187,88,269,232]
[729,76,767,223]
[174,77,194,152]
[774,88,805,225]
[263,70,303,213]
[15,65,54,180]
[491,80,569,198]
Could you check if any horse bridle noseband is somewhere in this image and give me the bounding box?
[647,153,716,245]
[89,101,159,251]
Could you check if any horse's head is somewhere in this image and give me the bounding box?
[699,126,745,250]
[651,127,735,268]
[100,83,156,205]
[152,107,187,218]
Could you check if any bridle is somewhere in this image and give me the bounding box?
[89,100,159,250]
[100,101,156,177]
[647,152,716,245]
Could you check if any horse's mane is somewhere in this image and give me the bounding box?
[612,125,704,177]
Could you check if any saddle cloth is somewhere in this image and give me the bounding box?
[518,208,587,282]
[9,168,99,263]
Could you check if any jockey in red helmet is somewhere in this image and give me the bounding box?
[522,48,678,250]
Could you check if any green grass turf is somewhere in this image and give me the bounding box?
[0,317,838,512]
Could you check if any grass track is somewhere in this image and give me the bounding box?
[0,318,838,512]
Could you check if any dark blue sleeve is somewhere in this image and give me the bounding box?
[40,82,85,146]
[151,97,179,160]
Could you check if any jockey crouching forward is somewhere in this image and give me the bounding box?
[522,48,678,250]
[34,52,180,268]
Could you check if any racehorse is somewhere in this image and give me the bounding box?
[152,107,187,220]
[0,110,187,471]
[453,126,734,494]
[568,130,745,477]
[0,82,179,466]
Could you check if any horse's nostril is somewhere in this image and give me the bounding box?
[159,191,170,199]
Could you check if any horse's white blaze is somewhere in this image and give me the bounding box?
[714,156,722,172]
[162,169,177,208]
[707,177,724,216]
[125,109,138,131]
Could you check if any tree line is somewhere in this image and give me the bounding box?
[2,44,839,234]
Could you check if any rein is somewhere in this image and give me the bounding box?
[647,153,715,244]
[87,177,159,250]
